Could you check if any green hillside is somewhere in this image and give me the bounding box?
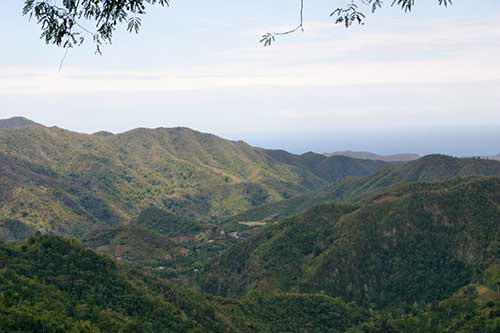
[0,234,384,333]
[227,154,500,227]
[391,264,500,332]
[202,177,500,308]
[133,207,202,236]
[262,150,389,183]
[0,125,390,240]
[83,207,207,282]
[0,127,298,239]
[0,234,227,332]
[0,152,121,238]
[332,154,500,200]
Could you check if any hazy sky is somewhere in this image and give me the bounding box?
[1,0,499,155]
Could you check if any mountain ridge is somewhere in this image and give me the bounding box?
[0,116,44,129]
[324,150,420,162]
[225,154,500,226]
[0,124,388,240]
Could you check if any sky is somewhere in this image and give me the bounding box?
[1,0,499,155]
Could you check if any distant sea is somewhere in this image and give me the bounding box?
[234,126,500,157]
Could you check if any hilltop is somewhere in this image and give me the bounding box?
[0,116,43,129]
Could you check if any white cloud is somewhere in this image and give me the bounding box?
[1,17,498,95]
[1,13,499,141]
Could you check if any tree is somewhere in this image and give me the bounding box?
[23,0,453,53]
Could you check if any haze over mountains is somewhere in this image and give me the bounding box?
[1,116,500,332]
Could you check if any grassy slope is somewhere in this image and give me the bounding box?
[202,177,500,309]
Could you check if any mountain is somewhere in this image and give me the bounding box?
[0,125,318,239]
[0,116,43,129]
[202,177,500,309]
[227,154,500,226]
[2,122,499,331]
[324,150,420,162]
[262,150,389,183]
[0,125,388,241]
[0,234,381,333]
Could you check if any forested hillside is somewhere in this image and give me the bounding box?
[0,234,386,333]
[262,150,389,183]
[227,154,500,226]
[203,177,500,308]
[0,124,387,240]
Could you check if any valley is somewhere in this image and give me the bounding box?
[0,118,499,332]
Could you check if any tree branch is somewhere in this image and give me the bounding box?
[260,0,304,46]
[261,0,452,46]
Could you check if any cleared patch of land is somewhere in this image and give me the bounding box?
[238,221,267,227]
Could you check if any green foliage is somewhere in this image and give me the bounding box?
[391,268,500,333]
[0,219,34,242]
[228,154,500,226]
[0,234,391,332]
[83,207,210,283]
[0,126,347,239]
[203,177,500,309]
[22,0,169,53]
[224,291,378,332]
[134,207,202,236]
[0,234,227,332]
[263,150,389,183]
[83,224,177,267]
